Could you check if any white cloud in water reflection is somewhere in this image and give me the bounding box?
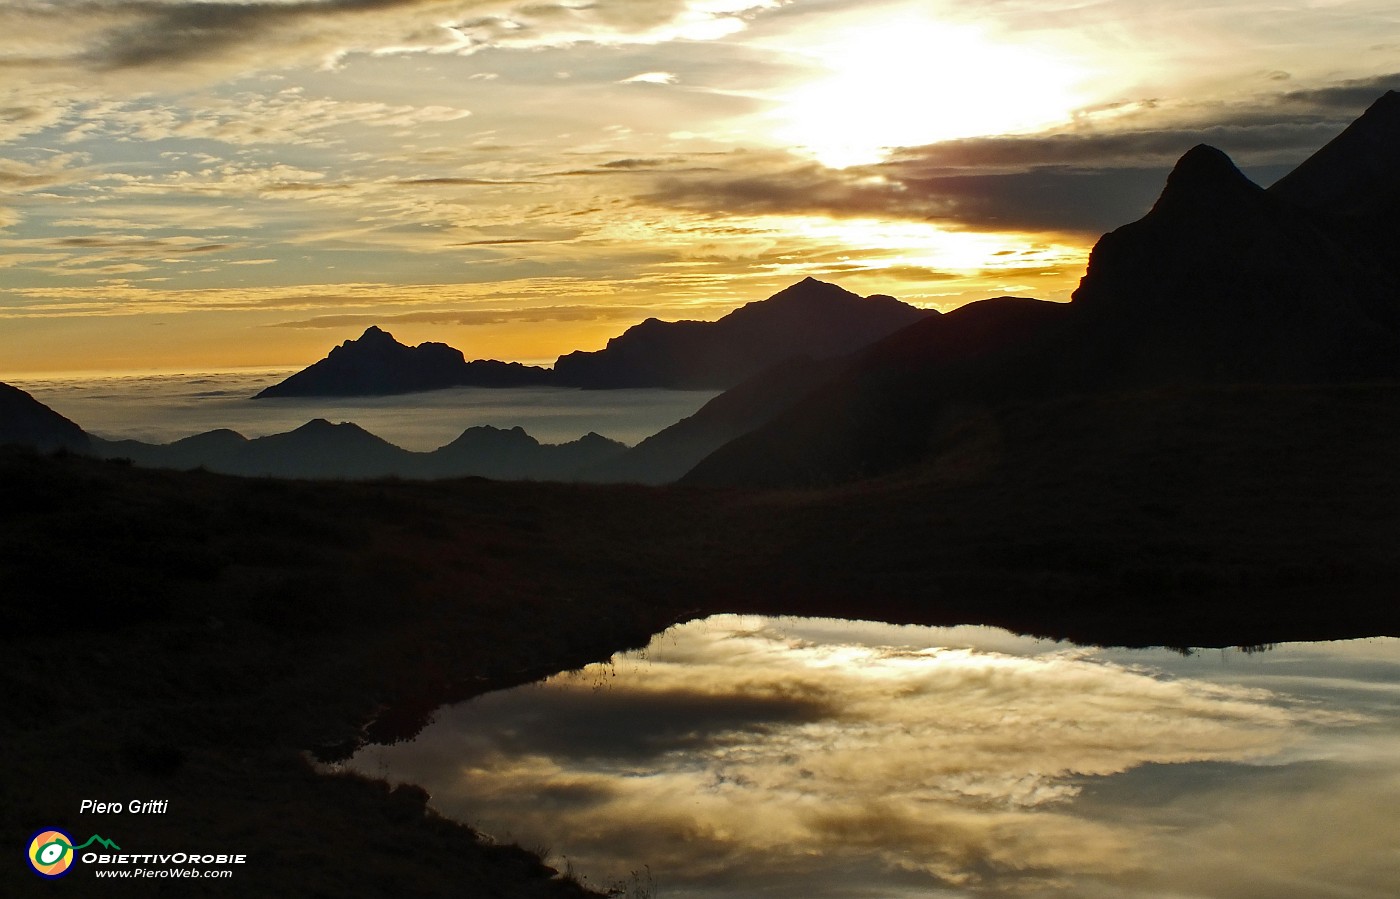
[349,616,1398,897]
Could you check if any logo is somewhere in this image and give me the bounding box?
[26,830,121,879]
[26,829,74,879]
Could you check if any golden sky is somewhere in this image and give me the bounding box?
[1,0,1397,374]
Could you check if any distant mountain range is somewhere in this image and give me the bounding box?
[0,277,934,482]
[0,380,626,480]
[255,325,554,398]
[89,422,625,481]
[256,278,934,397]
[552,278,934,389]
[4,92,1397,488]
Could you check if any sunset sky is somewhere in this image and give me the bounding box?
[1,0,1397,374]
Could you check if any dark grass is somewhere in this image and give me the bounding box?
[3,382,1397,895]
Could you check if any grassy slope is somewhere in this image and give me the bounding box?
[3,382,1397,895]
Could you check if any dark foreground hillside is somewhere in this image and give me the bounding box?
[4,381,1398,895]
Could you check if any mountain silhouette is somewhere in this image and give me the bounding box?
[98,428,250,472]
[0,383,90,452]
[553,277,935,389]
[423,425,625,480]
[0,378,626,481]
[683,296,1071,486]
[83,415,626,481]
[683,95,1400,488]
[1269,91,1400,218]
[257,280,933,397]
[95,419,411,478]
[1071,142,1399,383]
[239,419,410,478]
[1268,89,1400,275]
[256,326,554,398]
[579,355,846,484]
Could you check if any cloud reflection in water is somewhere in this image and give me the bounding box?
[348,616,1400,897]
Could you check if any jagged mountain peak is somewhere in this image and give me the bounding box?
[1171,144,1248,180]
[764,277,861,305]
[325,325,410,360]
[257,325,552,397]
[292,418,359,434]
[442,424,540,450]
[357,325,395,341]
[553,277,932,389]
[335,326,461,356]
[1149,144,1263,217]
[1352,88,1400,127]
[790,275,843,291]
[1269,88,1400,216]
[1374,88,1400,109]
[336,325,400,349]
[1066,94,1400,381]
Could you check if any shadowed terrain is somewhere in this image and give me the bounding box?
[4,374,1398,893]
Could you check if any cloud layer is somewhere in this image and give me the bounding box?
[2,0,1398,372]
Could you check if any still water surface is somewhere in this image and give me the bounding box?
[10,369,717,448]
[347,615,1400,898]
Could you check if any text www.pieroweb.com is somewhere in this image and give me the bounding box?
[86,852,245,880]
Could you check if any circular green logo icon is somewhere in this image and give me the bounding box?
[27,828,75,879]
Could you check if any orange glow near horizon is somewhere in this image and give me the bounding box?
[0,214,1091,377]
[0,269,1086,377]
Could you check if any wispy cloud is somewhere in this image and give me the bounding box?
[37,89,473,149]
[267,303,659,329]
[0,153,93,189]
[0,0,781,84]
[3,275,748,319]
[633,82,1400,236]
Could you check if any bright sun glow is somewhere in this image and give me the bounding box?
[770,215,1087,273]
[773,15,1087,167]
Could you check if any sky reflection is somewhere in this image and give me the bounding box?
[347,616,1400,897]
